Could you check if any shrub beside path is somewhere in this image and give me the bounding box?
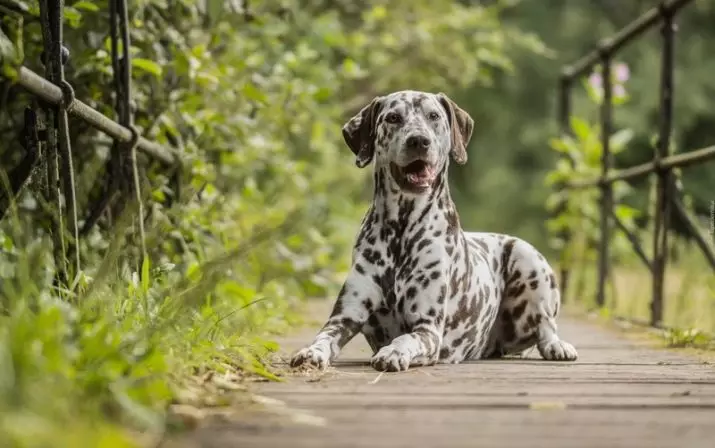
[167,300,715,448]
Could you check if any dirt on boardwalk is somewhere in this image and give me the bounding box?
[165,300,715,448]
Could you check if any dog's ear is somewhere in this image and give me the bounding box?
[437,93,474,165]
[342,96,384,168]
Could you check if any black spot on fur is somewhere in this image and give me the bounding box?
[373,326,386,345]
[362,248,383,265]
[417,239,431,252]
[500,238,516,278]
[512,300,527,320]
[445,208,460,236]
[501,309,516,342]
[507,283,526,298]
[437,285,447,304]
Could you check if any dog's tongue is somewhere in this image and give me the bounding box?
[406,165,435,186]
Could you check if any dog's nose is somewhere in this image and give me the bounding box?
[405,134,431,151]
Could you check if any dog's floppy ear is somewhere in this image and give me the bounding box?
[342,96,384,168]
[437,93,474,165]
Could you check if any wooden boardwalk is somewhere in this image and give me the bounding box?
[168,300,715,448]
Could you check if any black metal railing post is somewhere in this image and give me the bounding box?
[596,48,613,308]
[38,0,71,283]
[115,0,147,258]
[650,4,676,327]
[557,72,573,301]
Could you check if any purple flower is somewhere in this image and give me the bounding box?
[588,72,602,88]
[613,84,627,98]
[614,63,630,83]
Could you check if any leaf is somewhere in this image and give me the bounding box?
[313,87,332,102]
[261,340,279,352]
[544,170,568,187]
[614,204,640,222]
[141,256,151,295]
[196,71,219,89]
[366,5,388,21]
[63,6,83,28]
[206,0,224,25]
[73,1,99,12]
[548,137,569,153]
[569,116,591,143]
[609,128,634,153]
[242,82,267,104]
[132,58,163,77]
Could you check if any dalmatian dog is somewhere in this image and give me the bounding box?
[290,90,578,372]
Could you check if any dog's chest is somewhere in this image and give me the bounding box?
[357,215,504,358]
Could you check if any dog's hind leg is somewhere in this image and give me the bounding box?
[534,287,578,361]
[495,240,578,361]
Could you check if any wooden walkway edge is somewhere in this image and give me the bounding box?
[167,300,715,448]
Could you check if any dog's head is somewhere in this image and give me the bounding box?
[342,90,474,194]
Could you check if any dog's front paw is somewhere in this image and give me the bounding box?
[290,345,331,370]
[371,346,411,372]
[539,339,578,361]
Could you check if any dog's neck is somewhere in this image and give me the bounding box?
[371,164,458,230]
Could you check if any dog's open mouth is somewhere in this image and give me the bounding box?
[391,160,437,191]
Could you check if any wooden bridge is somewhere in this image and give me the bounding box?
[166,299,715,448]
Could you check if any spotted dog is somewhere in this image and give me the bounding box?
[290,90,578,372]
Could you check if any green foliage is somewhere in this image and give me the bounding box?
[0,0,540,444]
[662,327,713,349]
[544,64,641,288]
[544,61,715,340]
[449,1,715,250]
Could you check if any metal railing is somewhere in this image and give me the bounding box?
[0,0,181,284]
[555,0,715,327]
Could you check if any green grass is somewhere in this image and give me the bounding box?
[560,235,715,348]
[0,199,351,447]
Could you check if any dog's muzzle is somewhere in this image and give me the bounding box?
[389,133,439,193]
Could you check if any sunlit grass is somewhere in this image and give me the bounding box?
[560,235,715,346]
[0,191,349,446]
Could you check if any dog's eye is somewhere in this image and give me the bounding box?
[428,111,440,121]
[385,113,402,124]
